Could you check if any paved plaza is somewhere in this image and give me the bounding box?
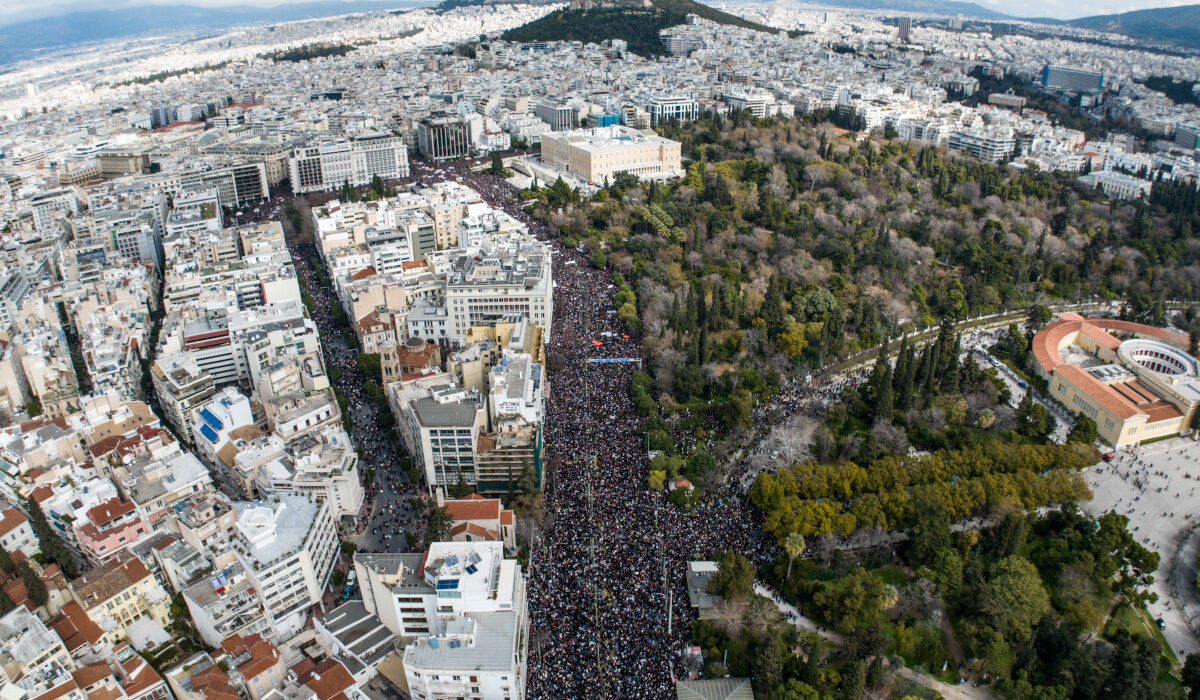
[1083,436,1200,660]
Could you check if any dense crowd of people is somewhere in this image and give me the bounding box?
[276,164,809,696]
[444,171,770,697]
[286,237,424,551]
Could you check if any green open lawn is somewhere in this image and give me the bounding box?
[1106,602,1179,671]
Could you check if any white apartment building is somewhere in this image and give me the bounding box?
[401,541,528,700]
[0,508,38,558]
[354,552,438,637]
[151,352,216,441]
[29,188,78,233]
[184,560,273,647]
[229,496,339,642]
[0,606,79,700]
[252,429,363,521]
[191,387,256,466]
[396,382,487,492]
[444,238,552,342]
[948,128,1016,163]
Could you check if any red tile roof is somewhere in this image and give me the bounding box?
[85,499,136,528]
[49,601,106,650]
[0,508,28,536]
[450,522,497,540]
[238,640,281,681]
[443,494,500,522]
[71,662,111,689]
[297,659,355,700]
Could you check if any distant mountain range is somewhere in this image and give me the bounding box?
[0,1,432,66]
[786,0,1014,20]
[1063,3,1200,48]
[785,0,1200,48]
[1,0,1196,67]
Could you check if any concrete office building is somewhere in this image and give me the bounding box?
[416,115,473,162]
[289,134,409,194]
[1041,65,1104,93]
[898,16,912,42]
[638,95,700,126]
[1175,124,1200,151]
[532,100,576,132]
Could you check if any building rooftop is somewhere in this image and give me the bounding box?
[402,611,516,672]
[317,600,397,667]
[411,395,480,428]
[231,496,320,568]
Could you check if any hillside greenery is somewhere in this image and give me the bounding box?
[500,0,776,57]
[1138,75,1200,107]
[528,112,1199,454]
[261,42,357,62]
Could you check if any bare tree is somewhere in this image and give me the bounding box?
[804,163,829,192]
[710,597,748,638]
[744,595,782,637]
[767,164,790,199]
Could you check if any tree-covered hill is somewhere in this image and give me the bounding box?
[500,0,778,57]
[1066,3,1200,50]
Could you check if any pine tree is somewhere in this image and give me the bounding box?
[0,548,12,575]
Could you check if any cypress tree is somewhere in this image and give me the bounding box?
[875,364,894,424]
[17,561,45,607]
[894,335,911,410]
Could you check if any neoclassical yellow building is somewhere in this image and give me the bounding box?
[1033,313,1200,446]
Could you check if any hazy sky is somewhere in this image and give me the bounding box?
[0,0,1194,23]
[0,0,418,24]
[972,0,1194,18]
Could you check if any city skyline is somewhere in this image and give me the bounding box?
[0,0,1197,698]
[2,0,1199,25]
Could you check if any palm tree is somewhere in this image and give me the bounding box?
[783,532,806,582]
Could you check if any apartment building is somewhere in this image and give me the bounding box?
[69,553,171,642]
[227,497,339,642]
[0,508,38,558]
[72,498,149,565]
[183,561,273,647]
[151,352,216,442]
[401,542,528,700]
